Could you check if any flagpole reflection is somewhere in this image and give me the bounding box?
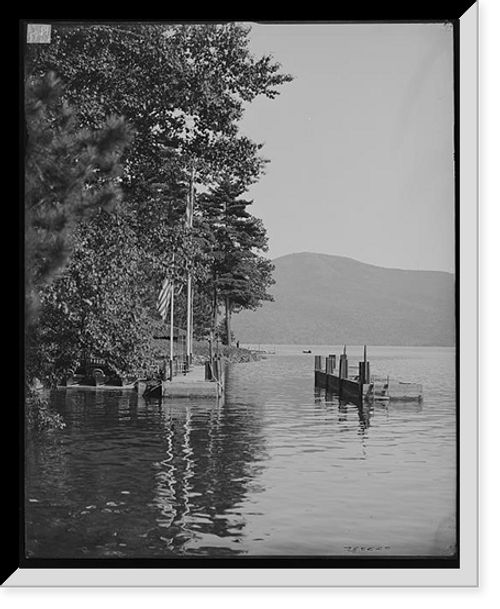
[175,405,195,553]
[154,406,177,540]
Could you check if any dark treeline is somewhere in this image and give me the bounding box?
[24,23,293,389]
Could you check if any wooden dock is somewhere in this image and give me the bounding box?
[314,347,423,404]
[137,360,225,400]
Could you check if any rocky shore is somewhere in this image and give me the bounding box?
[192,341,266,365]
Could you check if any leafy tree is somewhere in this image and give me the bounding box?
[26,23,292,192]
[25,23,292,375]
[27,209,160,385]
[26,23,292,257]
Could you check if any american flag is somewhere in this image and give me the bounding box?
[157,277,173,322]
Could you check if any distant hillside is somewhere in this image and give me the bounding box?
[231,252,455,346]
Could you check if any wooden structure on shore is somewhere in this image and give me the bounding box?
[314,346,423,403]
[137,353,225,400]
[60,351,226,400]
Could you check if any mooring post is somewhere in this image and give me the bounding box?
[339,347,348,379]
[358,362,369,387]
[358,345,370,385]
[358,361,364,400]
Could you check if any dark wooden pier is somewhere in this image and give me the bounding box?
[314,346,423,403]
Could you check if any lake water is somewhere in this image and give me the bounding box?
[25,346,457,559]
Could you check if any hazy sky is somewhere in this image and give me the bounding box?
[239,22,455,273]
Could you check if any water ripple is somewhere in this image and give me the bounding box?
[25,348,456,558]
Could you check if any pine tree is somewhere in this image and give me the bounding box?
[198,178,274,345]
[24,71,133,324]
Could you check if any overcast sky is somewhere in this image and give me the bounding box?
[239,22,455,273]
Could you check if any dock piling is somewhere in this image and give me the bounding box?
[326,355,336,375]
[339,350,349,380]
[358,348,370,384]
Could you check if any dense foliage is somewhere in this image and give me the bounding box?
[24,22,292,387]
[24,71,134,323]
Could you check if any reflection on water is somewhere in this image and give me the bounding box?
[26,388,269,558]
[25,347,456,558]
[315,387,424,434]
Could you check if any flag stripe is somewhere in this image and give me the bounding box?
[158,279,171,303]
[158,299,170,321]
[157,278,173,321]
[158,291,171,315]
[158,279,171,306]
[158,289,171,311]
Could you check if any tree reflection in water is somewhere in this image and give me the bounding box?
[25,351,455,559]
[145,386,269,556]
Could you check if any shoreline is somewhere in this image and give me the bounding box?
[191,341,266,365]
[153,338,266,365]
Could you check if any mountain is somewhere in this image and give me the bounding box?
[231,252,455,346]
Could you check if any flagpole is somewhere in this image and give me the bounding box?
[186,274,192,371]
[190,278,194,363]
[186,163,195,371]
[170,278,175,381]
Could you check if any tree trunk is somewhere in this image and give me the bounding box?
[225,296,232,347]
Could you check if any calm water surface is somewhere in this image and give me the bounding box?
[25,346,456,558]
